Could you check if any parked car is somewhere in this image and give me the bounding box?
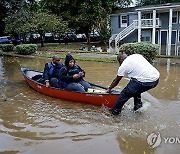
[11,38,23,45]
[44,33,54,43]
[0,36,11,44]
[76,33,86,41]
[26,33,41,43]
[66,32,77,42]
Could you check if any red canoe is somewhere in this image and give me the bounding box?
[21,68,120,108]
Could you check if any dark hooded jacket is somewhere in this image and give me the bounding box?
[59,54,85,84]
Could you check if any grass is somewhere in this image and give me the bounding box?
[157,55,180,59]
[1,42,180,62]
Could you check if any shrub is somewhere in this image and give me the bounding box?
[119,42,159,62]
[0,44,14,52]
[15,44,37,55]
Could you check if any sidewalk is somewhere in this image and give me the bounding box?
[71,52,117,59]
[0,50,118,63]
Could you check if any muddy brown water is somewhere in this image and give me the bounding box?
[0,56,179,154]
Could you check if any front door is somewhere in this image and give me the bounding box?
[160,30,168,55]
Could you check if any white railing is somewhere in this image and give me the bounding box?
[115,21,137,45]
[109,18,161,47]
[134,18,161,28]
[109,34,117,46]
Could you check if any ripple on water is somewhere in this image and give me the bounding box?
[0,78,180,143]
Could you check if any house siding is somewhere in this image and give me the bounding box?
[123,30,138,43]
[111,13,137,34]
[159,12,169,29]
[128,14,137,25]
[111,16,124,34]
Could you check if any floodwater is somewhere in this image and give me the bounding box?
[0,56,179,154]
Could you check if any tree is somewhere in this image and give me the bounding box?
[5,10,68,47]
[96,17,112,45]
[4,9,33,41]
[0,0,38,36]
[24,11,68,47]
[40,0,132,44]
[0,0,8,35]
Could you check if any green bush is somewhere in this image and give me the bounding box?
[15,44,37,55]
[119,42,159,62]
[0,44,14,52]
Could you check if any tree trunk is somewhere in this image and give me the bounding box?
[40,34,44,47]
[84,26,91,44]
[86,33,91,44]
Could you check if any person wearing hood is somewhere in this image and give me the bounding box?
[59,54,91,92]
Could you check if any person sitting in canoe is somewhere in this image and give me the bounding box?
[43,55,63,88]
[59,54,91,92]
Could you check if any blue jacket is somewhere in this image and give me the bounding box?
[43,62,63,81]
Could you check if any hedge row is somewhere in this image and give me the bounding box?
[15,44,37,55]
[0,44,38,55]
[0,44,14,52]
[119,42,160,62]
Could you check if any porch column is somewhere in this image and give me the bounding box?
[138,11,141,42]
[168,8,173,56]
[152,10,156,44]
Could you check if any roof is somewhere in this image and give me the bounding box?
[136,2,180,11]
[111,2,180,15]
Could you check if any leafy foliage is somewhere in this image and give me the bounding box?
[97,17,112,44]
[119,42,159,62]
[15,44,37,55]
[0,0,38,36]
[40,0,132,43]
[0,44,14,52]
[3,0,132,45]
[5,10,68,47]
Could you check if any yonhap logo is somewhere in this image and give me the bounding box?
[147,132,161,148]
[147,132,180,148]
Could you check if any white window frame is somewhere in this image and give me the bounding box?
[178,30,180,42]
[121,15,127,27]
[172,11,178,24]
[155,30,160,44]
[141,13,153,19]
[176,46,180,56]
[171,30,177,45]
[160,29,168,55]
[141,30,151,43]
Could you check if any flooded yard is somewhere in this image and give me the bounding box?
[0,56,179,154]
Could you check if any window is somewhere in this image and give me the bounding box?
[171,31,177,45]
[121,15,127,27]
[142,13,152,19]
[177,46,180,56]
[178,30,180,42]
[172,11,177,24]
[141,31,151,42]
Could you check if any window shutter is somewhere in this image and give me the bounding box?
[118,15,121,28]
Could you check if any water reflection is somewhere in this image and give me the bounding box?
[117,133,155,154]
[0,56,180,154]
[151,58,180,100]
